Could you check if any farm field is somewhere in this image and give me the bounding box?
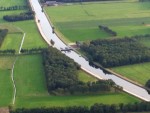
[0,33,23,53]
[0,56,16,107]
[16,93,139,108]
[45,1,150,42]
[0,0,25,6]
[13,21,48,49]
[111,62,150,85]
[12,54,139,108]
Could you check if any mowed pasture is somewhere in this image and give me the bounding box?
[0,56,16,107]
[16,93,139,108]
[13,21,48,49]
[0,24,23,53]
[0,33,23,53]
[45,1,150,42]
[0,0,25,6]
[12,54,139,108]
[111,62,150,85]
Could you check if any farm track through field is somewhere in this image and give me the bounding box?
[11,32,25,105]
[19,33,26,54]
[11,57,17,105]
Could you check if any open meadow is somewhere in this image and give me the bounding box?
[0,56,16,107]
[45,1,150,42]
[111,62,150,85]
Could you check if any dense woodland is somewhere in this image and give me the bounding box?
[0,29,8,47]
[42,47,120,94]
[11,102,150,113]
[80,36,150,67]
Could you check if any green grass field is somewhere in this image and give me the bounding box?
[0,56,16,107]
[0,0,25,6]
[78,70,97,82]
[13,21,48,49]
[138,37,150,48]
[111,62,150,85]
[14,55,48,97]
[0,33,23,53]
[45,1,150,42]
[16,93,139,108]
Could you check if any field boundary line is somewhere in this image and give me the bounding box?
[18,33,26,54]
[11,57,18,105]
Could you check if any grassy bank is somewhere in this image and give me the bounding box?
[111,62,150,85]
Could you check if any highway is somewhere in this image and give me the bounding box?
[30,0,150,101]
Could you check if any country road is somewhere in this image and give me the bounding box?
[29,0,150,101]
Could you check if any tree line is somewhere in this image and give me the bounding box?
[139,0,150,2]
[0,29,8,47]
[3,0,34,22]
[3,11,34,22]
[0,49,15,54]
[42,47,120,94]
[0,6,27,11]
[99,25,117,36]
[20,48,47,54]
[10,102,150,113]
[80,36,150,67]
[40,0,117,3]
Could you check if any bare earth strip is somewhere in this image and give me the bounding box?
[0,107,9,113]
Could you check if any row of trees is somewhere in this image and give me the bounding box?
[80,36,150,67]
[11,102,150,113]
[20,48,46,54]
[42,47,119,94]
[99,25,117,36]
[0,29,8,47]
[3,11,34,22]
[41,0,117,3]
[139,0,150,2]
[0,6,27,11]
[0,49,15,54]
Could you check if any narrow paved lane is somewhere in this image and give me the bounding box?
[30,0,150,101]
